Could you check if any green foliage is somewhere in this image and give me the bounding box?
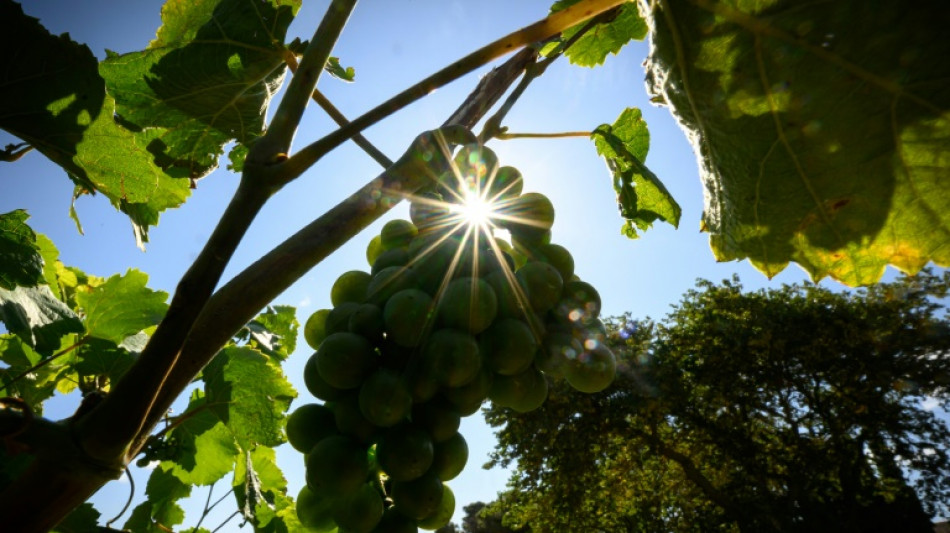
[2,0,949,530]
[99,0,301,179]
[486,271,950,532]
[546,0,647,66]
[76,269,169,345]
[0,210,44,290]
[642,0,950,284]
[593,107,681,237]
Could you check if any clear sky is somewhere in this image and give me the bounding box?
[0,0,927,530]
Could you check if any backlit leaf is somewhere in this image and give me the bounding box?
[641,0,950,285]
[76,269,168,345]
[0,210,44,290]
[547,1,647,66]
[203,346,296,448]
[162,389,240,486]
[99,0,302,180]
[593,108,680,237]
[0,286,83,355]
[0,2,192,244]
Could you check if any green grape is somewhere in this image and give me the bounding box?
[410,191,449,233]
[383,289,434,347]
[555,279,602,323]
[332,270,372,306]
[516,261,563,313]
[359,368,412,428]
[452,143,499,191]
[304,352,346,402]
[412,398,461,443]
[419,328,482,387]
[480,318,537,376]
[437,277,497,334]
[367,235,384,267]
[498,192,555,238]
[417,484,455,531]
[564,343,616,393]
[305,435,369,498]
[332,391,378,443]
[304,308,331,350]
[391,471,444,520]
[372,247,410,275]
[409,234,463,295]
[536,243,574,282]
[442,367,493,417]
[333,482,384,533]
[381,219,418,250]
[315,332,377,390]
[486,165,523,201]
[485,269,529,319]
[286,403,337,454]
[430,432,467,482]
[489,365,548,413]
[349,303,386,343]
[366,265,418,306]
[536,329,583,379]
[296,485,337,532]
[325,301,361,336]
[376,423,434,482]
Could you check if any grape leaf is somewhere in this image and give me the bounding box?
[124,465,192,532]
[99,0,301,180]
[0,286,83,355]
[0,335,67,413]
[35,234,61,296]
[50,503,100,533]
[243,305,299,361]
[546,0,647,66]
[75,269,168,345]
[593,108,680,238]
[162,389,240,486]
[0,2,192,245]
[203,346,296,448]
[233,446,290,530]
[73,338,137,389]
[642,0,950,285]
[0,210,44,290]
[326,56,355,82]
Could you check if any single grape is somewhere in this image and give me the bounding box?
[286,403,337,454]
[304,308,331,350]
[332,270,372,306]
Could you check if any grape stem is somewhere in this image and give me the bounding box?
[495,131,592,139]
[104,467,134,528]
[478,6,622,143]
[281,0,629,186]
[282,51,395,169]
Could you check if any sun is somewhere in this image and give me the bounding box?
[450,188,496,228]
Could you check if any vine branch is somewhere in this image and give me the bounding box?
[281,0,628,185]
[71,0,359,465]
[496,131,592,139]
[479,7,620,142]
[251,0,359,164]
[132,44,541,455]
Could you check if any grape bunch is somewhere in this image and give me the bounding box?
[289,142,616,532]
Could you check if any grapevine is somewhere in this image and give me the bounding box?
[289,136,616,531]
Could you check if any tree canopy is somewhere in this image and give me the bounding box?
[486,270,950,532]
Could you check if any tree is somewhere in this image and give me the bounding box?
[486,270,950,532]
[437,501,528,533]
[1,0,948,531]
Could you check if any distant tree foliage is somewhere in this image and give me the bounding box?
[438,500,528,533]
[485,270,950,532]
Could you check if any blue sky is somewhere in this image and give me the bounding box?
[1,0,928,530]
